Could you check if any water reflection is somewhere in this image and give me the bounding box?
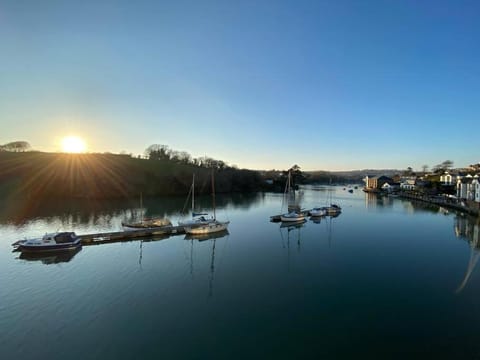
[17,248,82,265]
[279,220,306,253]
[184,230,229,298]
[0,193,264,228]
[454,215,480,293]
[364,193,393,209]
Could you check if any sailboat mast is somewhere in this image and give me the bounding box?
[212,170,216,220]
[192,174,195,216]
[140,192,143,222]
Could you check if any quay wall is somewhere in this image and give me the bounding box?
[398,191,479,216]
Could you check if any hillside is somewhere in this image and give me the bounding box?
[0,152,263,199]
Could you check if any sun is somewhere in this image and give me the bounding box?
[61,136,87,153]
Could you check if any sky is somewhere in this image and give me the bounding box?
[1,0,479,171]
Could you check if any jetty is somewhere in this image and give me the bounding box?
[78,224,200,245]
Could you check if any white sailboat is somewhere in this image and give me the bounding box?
[280,170,305,223]
[178,174,215,227]
[184,171,229,235]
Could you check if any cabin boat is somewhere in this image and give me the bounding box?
[325,204,342,216]
[121,217,171,231]
[280,211,306,222]
[309,207,327,217]
[13,232,82,253]
[184,220,230,235]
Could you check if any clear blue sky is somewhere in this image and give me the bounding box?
[1,0,479,171]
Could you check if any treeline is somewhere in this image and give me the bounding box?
[144,144,233,170]
[0,150,264,200]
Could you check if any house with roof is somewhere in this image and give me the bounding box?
[381,181,400,193]
[440,171,454,185]
[457,174,480,201]
[364,175,393,192]
[400,176,417,191]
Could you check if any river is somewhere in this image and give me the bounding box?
[1,186,480,359]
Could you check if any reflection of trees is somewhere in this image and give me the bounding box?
[454,216,480,293]
[0,193,264,226]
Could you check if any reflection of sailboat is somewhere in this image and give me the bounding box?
[18,247,82,264]
[184,230,229,242]
[179,174,214,227]
[184,171,229,235]
[279,219,305,253]
[184,230,229,298]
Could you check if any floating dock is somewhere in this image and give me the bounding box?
[79,224,200,245]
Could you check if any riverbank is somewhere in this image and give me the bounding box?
[398,191,480,216]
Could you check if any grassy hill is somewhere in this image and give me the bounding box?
[0,152,263,199]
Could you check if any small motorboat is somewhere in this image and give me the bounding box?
[309,207,327,217]
[280,211,306,222]
[325,204,342,216]
[12,232,82,253]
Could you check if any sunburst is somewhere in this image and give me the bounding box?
[61,136,86,153]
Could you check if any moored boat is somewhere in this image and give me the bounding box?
[280,211,306,222]
[121,217,172,231]
[184,170,229,235]
[325,204,342,216]
[309,207,327,217]
[184,220,230,235]
[13,232,82,253]
[178,174,215,227]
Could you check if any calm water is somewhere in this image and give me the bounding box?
[1,187,480,359]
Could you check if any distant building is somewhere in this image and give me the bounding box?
[474,175,480,202]
[440,171,454,185]
[364,175,393,191]
[457,174,479,201]
[400,179,416,191]
[381,182,400,193]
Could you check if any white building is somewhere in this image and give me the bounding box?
[474,175,480,202]
[400,179,416,191]
[440,171,454,185]
[457,174,479,201]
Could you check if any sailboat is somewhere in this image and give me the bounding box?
[280,170,306,222]
[178,174,214,227]
[184,171,230,235]
[324,187,342,216]
[122,193,171,230]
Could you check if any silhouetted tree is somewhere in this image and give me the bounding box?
[1,141,31,152]
[145,144,170,160]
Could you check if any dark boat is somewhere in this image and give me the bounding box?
[13,232,82,253]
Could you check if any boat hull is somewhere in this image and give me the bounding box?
[19,241,82,253]
[185,221,230,235]
[280,213,306,222]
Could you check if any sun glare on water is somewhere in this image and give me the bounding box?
[61,136,87,153]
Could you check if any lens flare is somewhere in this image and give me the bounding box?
[61,136,86,153]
